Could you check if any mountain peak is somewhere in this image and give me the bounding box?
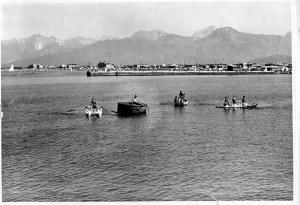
[28,34,52,41]
[99,35,116,41]
[192,25,217,38]
[206,27,241,40]
[63,36,97,48]
[216,27,239,33]
[131,29,169,40]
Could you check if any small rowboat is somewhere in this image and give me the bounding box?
[174,98,188,106]
[117,102,148,116]
[85,106,103,117]
[216,103,258,109]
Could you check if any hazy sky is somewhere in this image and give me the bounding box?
[1,1,291,40]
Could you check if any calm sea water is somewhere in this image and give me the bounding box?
[1,72,293,201]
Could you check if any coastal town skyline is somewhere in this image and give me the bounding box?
[1,1,291,40]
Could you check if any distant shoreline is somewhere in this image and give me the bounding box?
[1,70,291,77]
[87,70,291,76]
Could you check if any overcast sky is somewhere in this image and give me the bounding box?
[1,1,291,40]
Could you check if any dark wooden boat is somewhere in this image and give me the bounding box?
[117,102,148,115]
[216,103,258,109]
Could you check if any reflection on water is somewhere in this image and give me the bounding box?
[1,74,293,201]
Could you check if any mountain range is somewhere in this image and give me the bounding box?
[1,26,291,66]
[1,35,97,65]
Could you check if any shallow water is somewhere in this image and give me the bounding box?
[1,73,293,201]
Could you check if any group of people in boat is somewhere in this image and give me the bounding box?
[174,90,186,103]
[224,96,248,107]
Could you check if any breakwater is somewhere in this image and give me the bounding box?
[86,70,290,77]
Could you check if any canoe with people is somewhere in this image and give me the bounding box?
[216,96,258,109]
[174,90,188,106]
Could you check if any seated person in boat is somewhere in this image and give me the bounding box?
[232,96,237,105]
[131,95,138,104]
[242,96,248,106]
[224,96,230,106]
[174,96,178,103]
[90,98,97,109]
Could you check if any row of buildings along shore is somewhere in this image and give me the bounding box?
[2,61,292,73]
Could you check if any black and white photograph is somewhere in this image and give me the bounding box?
[1,0,299,203]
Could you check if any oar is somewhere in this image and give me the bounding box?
[110,110,118,114]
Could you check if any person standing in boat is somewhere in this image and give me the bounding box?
[90,97,97,109]
[131,95,138,104]
[179,90,185,99]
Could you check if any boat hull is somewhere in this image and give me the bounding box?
[117,102,148,115]
[216,103,258,109]
[174,99,188,106]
